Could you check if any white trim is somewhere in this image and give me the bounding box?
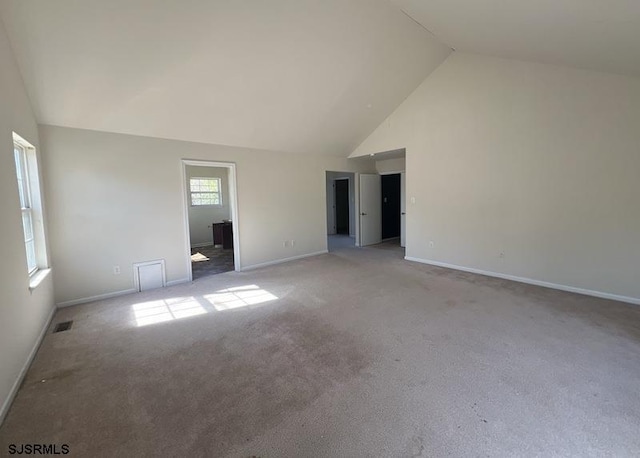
[55,277,192,308]
[0,305,55,425]
[241,251,328,271]
[133,259,166,292]
[404,256,640,306]
[28,268,52,291]
[181,160,242,282]
[56,288,137,308]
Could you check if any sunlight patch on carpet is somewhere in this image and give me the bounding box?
[132,285,278,326]
[133,296,207,326]
[205,285,278,311]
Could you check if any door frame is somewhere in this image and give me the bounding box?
[181,159,241,281]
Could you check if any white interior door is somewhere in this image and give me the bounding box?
[400,172,406,248]
[359,173,381,246]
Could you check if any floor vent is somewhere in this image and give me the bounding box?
[53,321,73,333]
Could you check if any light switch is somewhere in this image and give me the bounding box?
[411,197,416,204]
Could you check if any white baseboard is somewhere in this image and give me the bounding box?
[242,251,328,271]
[404,256,640,306]
[191,242,214,248]
[56,276,192,308]
[0,305,56,425]
[56,288,137,308]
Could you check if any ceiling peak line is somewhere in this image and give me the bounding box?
[398,8,455,52]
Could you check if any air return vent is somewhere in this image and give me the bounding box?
[53,321,73,333]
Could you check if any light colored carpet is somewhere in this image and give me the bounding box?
[1,242,640,457]
[327,234,355,252]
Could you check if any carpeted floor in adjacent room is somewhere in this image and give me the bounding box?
[1,242,640,456]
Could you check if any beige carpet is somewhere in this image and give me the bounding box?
[1,243,640,456]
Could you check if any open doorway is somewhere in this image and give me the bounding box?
[381,173,401,243]
[326,171,356,252]
[335,179,350,234]
[359,171,405,249]
[181,160,241,280]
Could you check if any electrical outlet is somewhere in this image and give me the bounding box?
[499,251,505,259]
[429,241,434,248]
[113,265,121,275]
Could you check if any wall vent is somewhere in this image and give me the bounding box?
[53,321,73,333]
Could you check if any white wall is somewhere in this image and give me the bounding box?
[40,125,375,305]
[375,157,405,174]
[325,171,355,237]
[185,166,230,247]
[0,22,54,421]
[353,52,640,302]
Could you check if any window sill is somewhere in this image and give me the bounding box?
[29,268,52,291]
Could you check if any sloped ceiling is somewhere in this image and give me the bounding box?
[0,0,451,155]
[391,0,640,78]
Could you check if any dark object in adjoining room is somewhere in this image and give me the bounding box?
[213,221,233,249]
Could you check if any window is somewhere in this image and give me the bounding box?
[13,133,46,276]
[190,177,222,206]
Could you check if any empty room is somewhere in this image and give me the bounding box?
[1,1,639,456]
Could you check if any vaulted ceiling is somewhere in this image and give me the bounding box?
[0,0,450,155]
[391,0,640,78]
[1,1,638,156]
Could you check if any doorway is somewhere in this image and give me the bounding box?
[181,160,241,281]
[359,171,405,248]
[381,174,401,241]
[335,179,350,235]
[326,171,355,251]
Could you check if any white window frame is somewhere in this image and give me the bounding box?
[189,177,222,207]
[14,142,37,274]
[13,133,47,278]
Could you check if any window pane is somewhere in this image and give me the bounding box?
[14,148,23,176]
[190,177,221,206]
[22,211,34,241]
[190,178,220,195]
[14,149,28,208]
[26,239,37,272]
[191,193,209,205]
